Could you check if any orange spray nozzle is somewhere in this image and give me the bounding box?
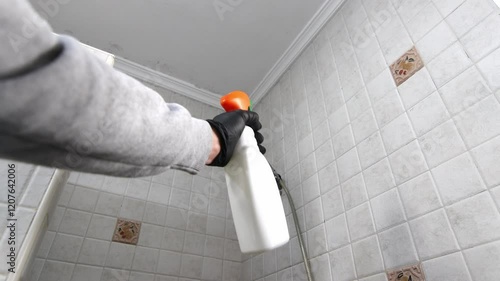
[220,91,252,112]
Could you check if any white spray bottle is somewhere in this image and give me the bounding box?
[221,91,289,254]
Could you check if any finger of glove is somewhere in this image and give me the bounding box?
[258,144,266,154]
[241,111,262,131]
[254,131,264,144]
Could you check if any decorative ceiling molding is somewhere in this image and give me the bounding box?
[113,0,346,108]
[114,57,222,108]
[250,0,346,105]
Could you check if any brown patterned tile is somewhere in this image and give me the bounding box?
[112,218,141,245]
[390,47,424,86]
[387,264,426,281]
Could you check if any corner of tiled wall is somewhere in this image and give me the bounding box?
[250,0,500,280]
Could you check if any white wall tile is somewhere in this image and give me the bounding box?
[371,189,406,231]
[78,238,110,266]
[378,224,419,269]
[307,224,328,257]
[341,173,368,210]
[337,148,362,183]
[447,192,500,248]
[129,272,154,281]
[329,245,357,281]
[427,43,472,87]
[406,2,443,42]
[310,253,332,281]
[431,153,486,205]
[58,209,92,236]
[326,214,350,250]
[388,140,428,185]
[446,0,495,36]
[126,179,150,200]
[398,172,442,219]
[419,120,467,168]
[359,273,388,281]
[318,161,339,195]
[143,202,168,226]
[77,173,104,190]
[471,135,500,187]
[94,192,123,217]
[157,250,182,276]
[477,47,500,91]
[132,246,159,273]
[275,242,291,271]
[101,268,130,281]
[71,265,103,281]
[300,152,317,181]
[86,215,117,240]
[462,13,500,62]
[431,0,465,17]
[302,173,321,204]
[352,235,384,278]
[408,92,450,136]
[202,257,223,281]
[170,188,191,210]
[105,242,135,269]
[162,228,185,252]
[315,140,335,171]
[68,186,99,212]
[119,197,146,221]
[351,109,378,144]
[38,260,74,281]
[263,249,277,277]
[372,89,405,128]
[380,113,416,154]
[138,223,164,248]
[103,177,129,195]
[48,233,84,263]
[422,252,471,281]
[463,240,500,280]
[322,186,344,221]
[366,69,397,104]
[440,66,491,115]
[363,158,396,199]
[357,132,387,169]
[346,202,375,241]
[205,236,224,259]
[332,125,356,157]
[148,183,171,205]
[492,186,500,209]
[416,22,457,64]
[183,232,205,255]
[454,95,500,148]
[298,133,314,160]
[304,197,324,230]
[347,88,371,121]
[409,209,459,259]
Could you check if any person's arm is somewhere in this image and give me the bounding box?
[0,0,214,177]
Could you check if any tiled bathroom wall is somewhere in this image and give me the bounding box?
[246,0,500,280]
[28,86,246,281]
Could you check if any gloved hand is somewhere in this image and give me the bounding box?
[206,110,266,167]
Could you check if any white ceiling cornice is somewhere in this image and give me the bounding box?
[114,57,222,108]
[250,0,346,105]
[114,0,346,108]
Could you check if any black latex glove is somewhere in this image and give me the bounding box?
[207,110,266,167]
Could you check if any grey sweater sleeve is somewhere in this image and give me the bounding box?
[0,0,213,177]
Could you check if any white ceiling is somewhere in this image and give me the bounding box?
[31,0,335,100]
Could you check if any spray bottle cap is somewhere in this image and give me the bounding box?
[220,90,252,112]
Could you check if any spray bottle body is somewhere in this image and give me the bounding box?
[224,127,289,253]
